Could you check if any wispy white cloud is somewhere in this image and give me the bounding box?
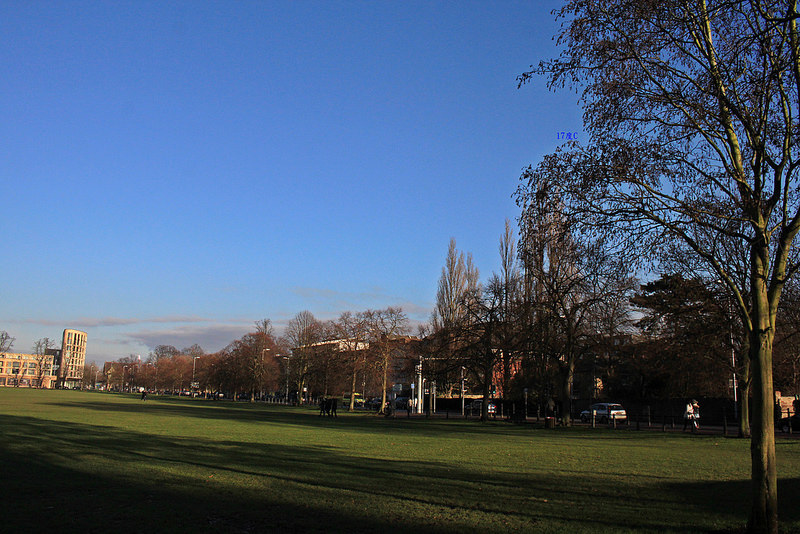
[395,301,434,319]
[6,300,434,360]
[9,316,212,328]
[5,316,254,361]
[127,323,252,353]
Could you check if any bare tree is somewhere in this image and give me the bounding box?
[454,280,507,421]
[432,238,480,331]
[367,307,410,414]
[334,311,371,411]
[306,320,345,398]
[149,344,180,386]
[427,239,482,410]
[497,220,523,402]
[517,175,636,425]
[0,331,14,353]
[223,330,279,401]
[181,344,205,358]
[520,2,800,530]
[249,319,277,401]
[32,338,55,388]
[285,311,321,404]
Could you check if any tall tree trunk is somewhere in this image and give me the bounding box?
[379,353,388,415]
[739,357,751,439]
[748,332,777,534]
[558,360,574,427]
[747,256,778,534]
[349,370,357,411]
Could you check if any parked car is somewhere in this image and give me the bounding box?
[394,396,410,410]
[779,415,800,433]
[342,394,364,408]
[468,399,496,415]
[364,397,383,410]
[580,403,627,423]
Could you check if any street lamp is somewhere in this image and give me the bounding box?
[717,279,739,420]
[460,366,465,416]
[282,355,290,403]
[122,365,129,392]
[416,358,423,415]
[192,356,202,395]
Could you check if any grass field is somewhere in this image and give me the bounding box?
[1,389,799,533]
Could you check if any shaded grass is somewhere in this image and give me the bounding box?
[1,389,799,533]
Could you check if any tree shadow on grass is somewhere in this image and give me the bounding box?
[2,412,786,533]
[44,394,719,443]
[42,395,547,440]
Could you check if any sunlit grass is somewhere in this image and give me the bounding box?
[2,388,799,533]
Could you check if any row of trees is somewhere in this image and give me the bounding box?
[420,229,799,428]
[103,343,207,393]
[104,311,416,413]
[513,2,800,531]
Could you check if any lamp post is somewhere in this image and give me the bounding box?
[717,279,739,420]
[416,358,423,415]
[282,356,290,403]
[260,348,271,400]
[122,365,129,392]
[192,356,201,396]
[460,366,465,416]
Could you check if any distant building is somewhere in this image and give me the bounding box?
[0,329,87,389]
[0,352,55,388]
[58,329,87,388]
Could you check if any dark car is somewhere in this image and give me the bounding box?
[394,397,410,410]
[779,415,800,433]
[364,397,383,410]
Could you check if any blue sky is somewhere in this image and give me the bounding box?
[1,1,581,363]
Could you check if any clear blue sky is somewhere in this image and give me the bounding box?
[1,0,581,364]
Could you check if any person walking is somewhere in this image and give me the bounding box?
[683,400,695,432]
[683,399,700,432]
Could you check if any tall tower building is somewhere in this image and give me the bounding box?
[58,329,87,388]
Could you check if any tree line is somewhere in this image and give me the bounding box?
[101,311,415,413]
[419,229,798,427]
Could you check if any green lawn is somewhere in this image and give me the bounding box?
[1,389,799,533]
